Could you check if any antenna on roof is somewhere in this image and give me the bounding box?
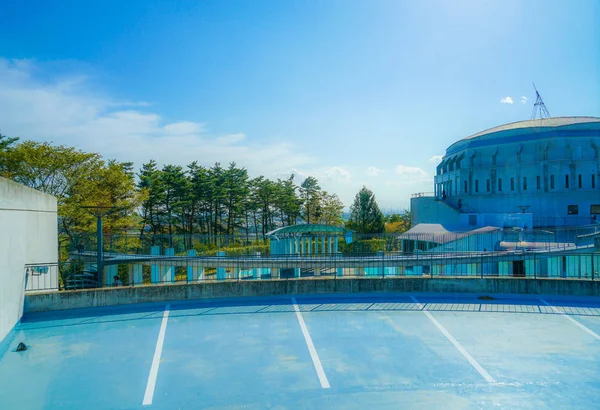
[531,83,551,120]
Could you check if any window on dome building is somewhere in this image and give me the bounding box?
[565,174,569,188]
[510,178,515,191]
[550,175,555,189]
[591,204,600,214]
[578,174,582,188]
[523,177,527,190]
[498,178,502,191]
[475,180,479,193]
[593,174,596,188]
[536,176,541,190]
[567,205,578,215]
[486,179,490,192]
[464,181,467,193]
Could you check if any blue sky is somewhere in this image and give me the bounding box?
[1,0,598,209]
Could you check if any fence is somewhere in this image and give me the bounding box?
[25,250,600,292]
[24,263,60,292]
[64,224,600,257]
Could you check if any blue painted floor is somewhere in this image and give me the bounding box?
[2,293,600,409]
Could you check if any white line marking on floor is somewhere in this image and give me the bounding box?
[540,299,600,341]
[143,304,170,406]
[292,297,330,389]
[411,296,496,383]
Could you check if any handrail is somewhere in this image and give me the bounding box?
[411,192,435,198]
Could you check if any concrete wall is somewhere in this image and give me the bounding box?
[0,177,57,343]
[429,230,502,252]
[410,197,461,225]
[24,277,600,313]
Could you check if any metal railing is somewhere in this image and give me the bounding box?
[411,192,435,198]
[24,263,60,292]
[64,226,600,257]
[25,250,600,292]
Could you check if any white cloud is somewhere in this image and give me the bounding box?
[216,133,246,145]
[392,164,432,184]
[0,58,314,176]
[428,155,443,163]
[323,166,351,182]
[290,168,319,181]
[520,96,528,104]
[500,96,514,104]
[366,166,384,176]
[292,166,351,183]
[163,121,205,135]
[0,58,437,211]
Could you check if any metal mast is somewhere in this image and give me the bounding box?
[530,83,551,120]
[80,205,122,286]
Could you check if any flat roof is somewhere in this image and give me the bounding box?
[266,224,348,237]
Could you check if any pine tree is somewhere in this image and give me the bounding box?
[346,186,385,233]
[300,176,321,224]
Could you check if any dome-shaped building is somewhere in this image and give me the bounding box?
[412,116,600,228]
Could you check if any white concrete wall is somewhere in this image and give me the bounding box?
[0,177,57,343]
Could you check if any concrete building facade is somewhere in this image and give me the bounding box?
[412,117,600,228]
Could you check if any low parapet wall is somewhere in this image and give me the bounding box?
[24,277,600,313]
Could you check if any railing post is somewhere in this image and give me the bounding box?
[480,253,483,279]
[96,215,103,287]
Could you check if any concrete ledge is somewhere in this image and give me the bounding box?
[24,277,600,313]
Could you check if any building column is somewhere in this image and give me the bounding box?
[216,250,226,280]
[128,264,143,286]
[334,236,339,253]
[376,251,384,276]
[186,250,203,281]
[161,248,175,283]
[104,264,118,286]
[328,237,333,254]
[150,245,161,284]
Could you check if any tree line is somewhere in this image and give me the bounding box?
[0,135,342,240]
[1,134,410,245]
[137,160,344,244]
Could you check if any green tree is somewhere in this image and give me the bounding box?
[0,133,19,177]
[223,162,249,235]
[65,159,144,237]
[138,160,165,240]
[160,164,188,238]
[275,174,301,226]
[188,162,212,235]
[3,140,102,200]
[384,210,411,233]
[300,176,321,224]
[317,191,344,226]
[346,186,385,233]
[3,139,142,258]
[208,163,227,238]
[253,176,277,235]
